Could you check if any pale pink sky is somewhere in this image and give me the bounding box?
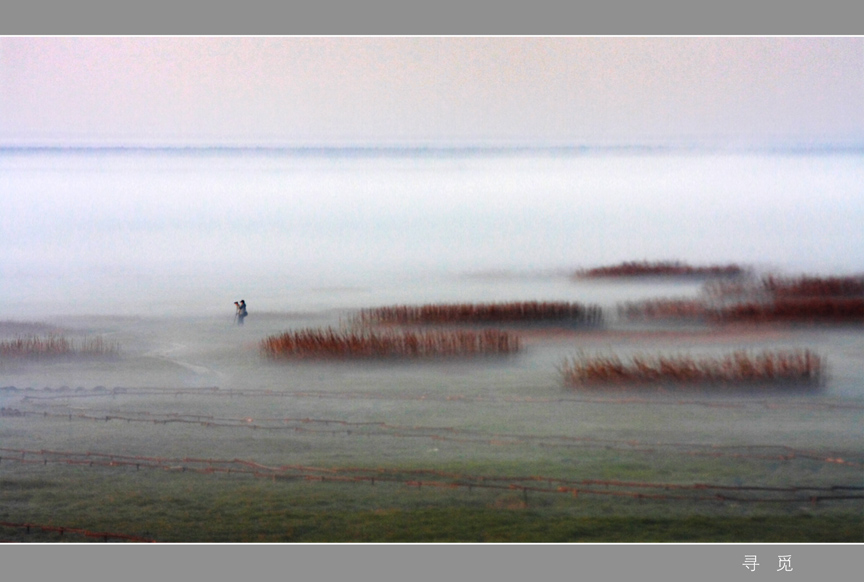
[1,37,862,147]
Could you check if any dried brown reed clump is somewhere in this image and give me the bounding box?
[355,301,602,326]
[761,275,864,298]
[712,298,864,323]
[561,350,823,389]
[704,275,864,301]
[576,261,746,279]
[260,327,520,360]
[617,299,710,321]
[0,336,120,360]
[700,274,864,324]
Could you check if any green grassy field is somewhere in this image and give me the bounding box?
[2,314,862,543]
[2,467,861,543]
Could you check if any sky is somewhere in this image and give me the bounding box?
[2,37,864,317]
[1,36,863,148]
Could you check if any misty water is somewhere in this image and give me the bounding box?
[1,148,862,541]
[3,148,863,316]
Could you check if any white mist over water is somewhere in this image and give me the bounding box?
[2,149,863,318]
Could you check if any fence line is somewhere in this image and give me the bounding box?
[7,385,861,412]
[2,447,861,506]
[7,409,864,467]
[5,406,862,468]
[0,520,156,543]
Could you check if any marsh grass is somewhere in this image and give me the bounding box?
[260,327,520,360]
[619,273,864,323]
[561,350,823,389]
[762,275,864,298]
[617,299,710,321]
[713,298,864,323]
[355,301,602,326]
[0,335,120,360]
[616,297,864,323]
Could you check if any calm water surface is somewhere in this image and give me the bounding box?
[2,149,862,317]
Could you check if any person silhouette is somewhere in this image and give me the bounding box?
[237,299,248,325]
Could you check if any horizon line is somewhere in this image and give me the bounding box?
[2,142,864,155]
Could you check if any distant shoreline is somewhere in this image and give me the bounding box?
[2,143,863,157]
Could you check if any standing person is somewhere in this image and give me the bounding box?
[238,299,248,325]
[234,301,241,324]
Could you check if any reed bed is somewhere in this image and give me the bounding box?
[704,275,864,300]
[617,299,710,320]
[701,279,763,300]
[628,275,864,323]
[260,327,520,360]
[576,260,746,279]
[561,350,823,388]
[0,335,119,360]
[761,275,864,298]
[712,298,864,323]
[354,301,602,326]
